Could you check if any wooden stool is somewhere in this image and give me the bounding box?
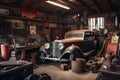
[60,63,69,71]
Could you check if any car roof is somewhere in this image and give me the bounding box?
[65,29,93,34]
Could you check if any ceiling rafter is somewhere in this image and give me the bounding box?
[0,0,120,16]
[62,0,80,12]
[54,0,81,17]
[107,0,115,11]
[0,2,50,14]
[76,0,94,11]
[26,0,46,8]
[92,0,104,12]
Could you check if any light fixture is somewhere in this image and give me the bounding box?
[77,14,80,16]
[46,0,70,10]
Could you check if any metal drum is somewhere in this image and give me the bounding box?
[72,58,85,73]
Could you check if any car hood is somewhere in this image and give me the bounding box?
[60,38,83,43]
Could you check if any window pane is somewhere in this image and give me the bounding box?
[88,17,104,30]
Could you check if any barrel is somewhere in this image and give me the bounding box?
[72,58,85,73]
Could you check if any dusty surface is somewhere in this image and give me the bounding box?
[34,63,98,80]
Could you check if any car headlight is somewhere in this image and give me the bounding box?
[58,42,64,50]
[44,43,50,49]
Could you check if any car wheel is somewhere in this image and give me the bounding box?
[59,53,71,65]
[40,51,46,64]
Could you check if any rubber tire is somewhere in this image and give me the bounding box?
[40,51,46,64]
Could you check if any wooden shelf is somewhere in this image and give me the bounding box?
[0,15,44,22]
[0,15,59,23]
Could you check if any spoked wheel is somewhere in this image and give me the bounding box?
[40,51,46,64]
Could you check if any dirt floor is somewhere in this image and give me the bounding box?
[34,62,98,80]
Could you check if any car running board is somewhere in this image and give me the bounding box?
[44,57,69,62]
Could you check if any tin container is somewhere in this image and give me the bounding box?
[1,44,9,61]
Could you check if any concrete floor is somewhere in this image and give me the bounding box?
[34,62,98,80]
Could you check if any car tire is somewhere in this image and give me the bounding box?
[39,51,46,64]
[59,53,73,69]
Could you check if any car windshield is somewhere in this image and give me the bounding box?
[65,32,84,39]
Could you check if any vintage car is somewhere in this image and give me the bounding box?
[39,30,97,63]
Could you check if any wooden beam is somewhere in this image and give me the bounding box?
[107,0,115,11]
[14,0,23,4]
[56,0,83,16]
[0,2,50,14]
[92,0,104,12]
[76,0,93,11]
[62,0,80,12]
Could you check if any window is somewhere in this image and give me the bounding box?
[88,17,104,30]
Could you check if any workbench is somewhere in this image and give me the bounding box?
[0,61,33,80]
[97,62,120,80]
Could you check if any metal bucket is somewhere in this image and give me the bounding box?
[72,58,85,73]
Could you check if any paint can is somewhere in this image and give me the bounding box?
[1,44,9,61]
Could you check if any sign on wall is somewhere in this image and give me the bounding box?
[0,8,9,15]
[6,19,25,29]
[21,7,37,19]
[29,25,36,34]
[49,23,57,27]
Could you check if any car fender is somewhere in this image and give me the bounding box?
[39,46,47,57]
[59,45,84,60]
